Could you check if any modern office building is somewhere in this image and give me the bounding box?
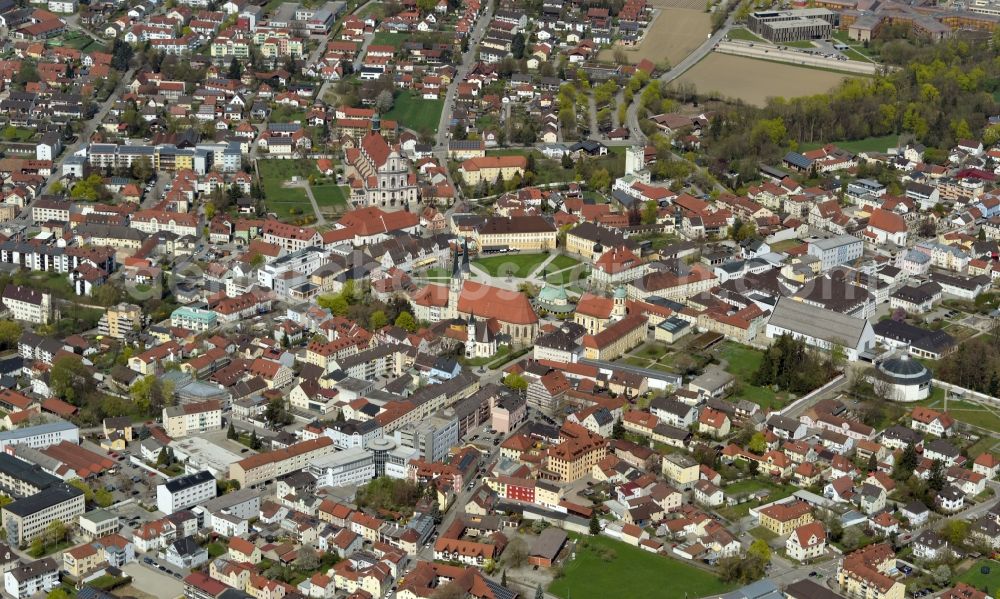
[747,8,837,41]
[308,447,376,487]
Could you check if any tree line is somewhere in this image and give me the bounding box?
[666,37,1000,184]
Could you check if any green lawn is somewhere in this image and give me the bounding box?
[546,265,589,286]
[206,542,226,558]
[548,255,581,271]
[422,267,451,280]
[727,28,765,42]
[717,481,798,520]
[843,48,871,62]
[800,134,898,153]
[312,184,349,208]
[370,31,404,49]
[258,159,317,218]
[750,526,780,542]
[472,253,550,278]
[384,92,444,134]
[783,40,816,48]
[1,127,35,142]
[549,535,735,599]
[719,342,785,410]
[958,560,1000,595]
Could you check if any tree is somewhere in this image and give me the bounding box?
[369,310,388,329]
[296,546,319,571]
[504,537,529,568]
[157,447,170,466]
[589,513,600,535]
[47,589,70,599]
[227,422,238,440]
[375,90,394,113]
[0,320,21,350]
[511,32,526,59]
[14,62,39,87]
[894,444,919,481]
[748,539,771,565]
[50,356,94,405]
[250,430,263,450]
[503,373,528,395]
[841,526,864,551]
[588,168,610,192]
[641,200,659,225]
[932,564,952,586]
[264,398,290,430]
[867,452,878,473]
[748,432,767,454]
[94,488,113,507]
[318,294,349,317]
[395,311,417,332]
[46,520,67,546]
[942,519,970,546]
[535,585,544,599]
[928,459,945,491]
[501,570,507,587]
[228,57,242,80]
[561,152,573,169]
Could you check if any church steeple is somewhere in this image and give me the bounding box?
[461,238,470,279]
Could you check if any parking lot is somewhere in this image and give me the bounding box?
[121,562,185,599]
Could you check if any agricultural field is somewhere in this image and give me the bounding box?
[549,535,734,599]
[384,93,445,135]
[674,54,852,107]
[598,6,710,66]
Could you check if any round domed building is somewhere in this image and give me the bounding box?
[876,354,933,402]
[534,285,575,316]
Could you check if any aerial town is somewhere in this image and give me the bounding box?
[0,0,999,598]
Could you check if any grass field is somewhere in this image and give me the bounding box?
[800,134,898,153]
[472,253,549,278]
[597,7,710,66]
[719,342,787,410]
[384,92,444,134]
[727,28,765,42]
[258,159,315,219]
[312,184,349,208]
[549,535,734,599]
[548,255,581,271]
[717,481,798,520]
[545,265,589,286]
[675,54,851,107]
[958,560,1000,595]
[769,238,804,253]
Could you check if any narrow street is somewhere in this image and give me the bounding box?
[433,0,495,151]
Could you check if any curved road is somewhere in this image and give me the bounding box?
[625,19,733,143]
